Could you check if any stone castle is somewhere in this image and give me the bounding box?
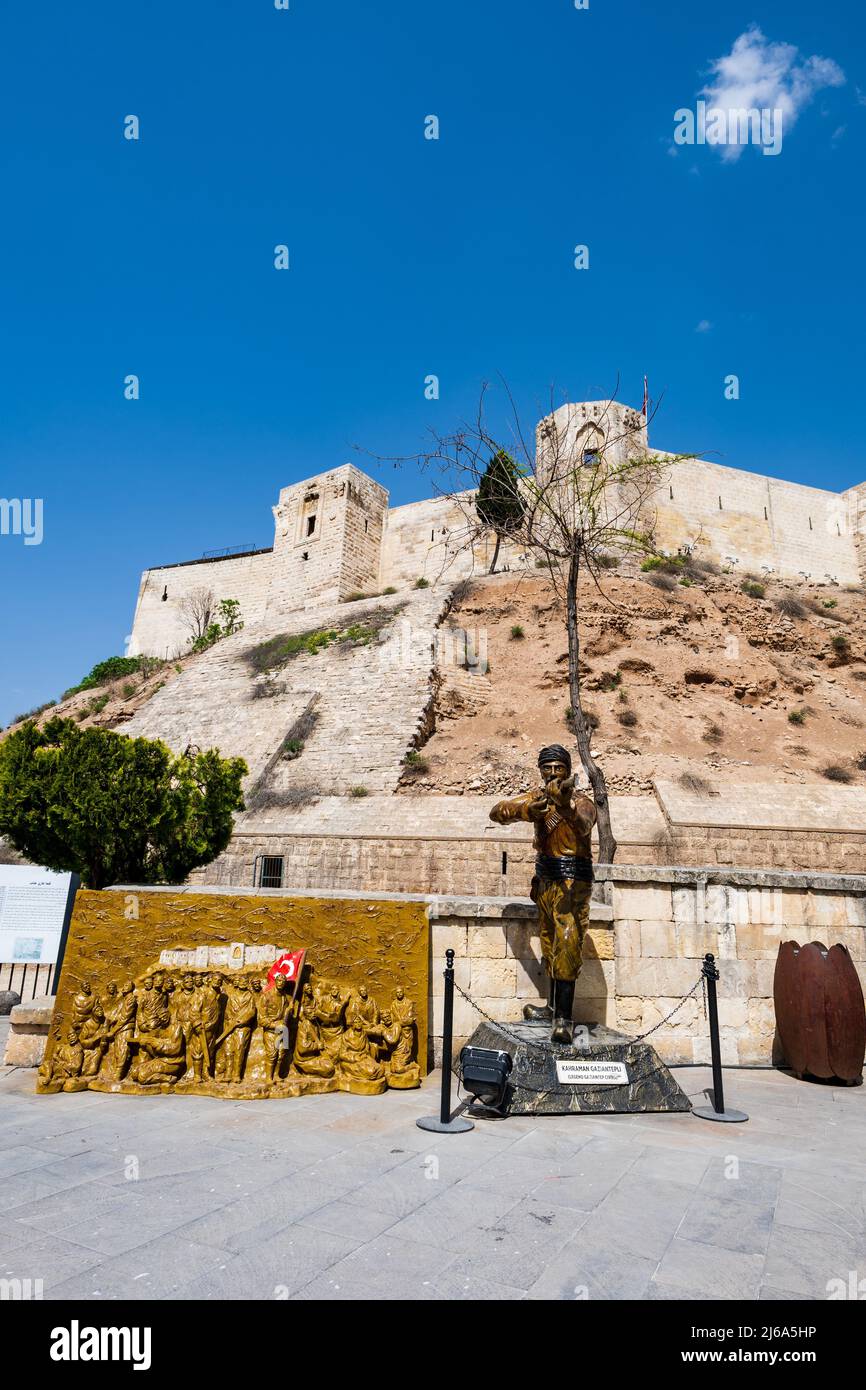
[128,400,866,656]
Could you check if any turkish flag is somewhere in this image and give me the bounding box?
[266,949,306,995]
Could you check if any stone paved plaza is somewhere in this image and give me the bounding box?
[1,1037,864,1302]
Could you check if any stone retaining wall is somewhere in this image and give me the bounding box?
[429,865,866,1068]
[205,824,866,893]
[205,830,651,895]
[8,868,863,1075]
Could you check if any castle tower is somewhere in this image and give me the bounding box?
[535,400,648,480]
[269,463,389,610]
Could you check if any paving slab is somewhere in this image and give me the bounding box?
[0,1063,862,1300]
[652,1236,766,1300]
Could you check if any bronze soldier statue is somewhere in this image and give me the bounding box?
[490,744,596,1044]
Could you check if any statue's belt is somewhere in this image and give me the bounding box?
[534,854,593,883]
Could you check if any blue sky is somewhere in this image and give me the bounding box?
[1,1,863,725]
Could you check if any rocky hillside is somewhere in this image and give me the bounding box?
[4,587,453,806]
[9,559,866,814]
[400,563,866,799]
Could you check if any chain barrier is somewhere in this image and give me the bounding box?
[452,972,706,1051]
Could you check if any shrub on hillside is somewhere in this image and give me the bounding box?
[8,701,55,727]
[64,655,145,698]
[245,783,320,813]
[822,764,853,784]
[403,749,430,776]
[741,580,765,599]
[774,596,806,619]
[279,703,320,758]
[190,623,224,654]
[76,694,109,722]
[679,772,719,797]
[641,555,685,573]
[686,556,719,576]
[566,705,599,732]
[647,572,677,591]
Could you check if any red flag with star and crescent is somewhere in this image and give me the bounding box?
[266,949,306,998]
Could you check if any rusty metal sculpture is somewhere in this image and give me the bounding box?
[773,940,865,1083]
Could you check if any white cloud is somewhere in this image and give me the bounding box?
[701,26,845,160]
[695,320,712,333]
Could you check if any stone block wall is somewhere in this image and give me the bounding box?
[128,549,277,659]
[665,825,866,873]
[14,874,853,1075]
[203,827,653,893]
[603,867,866,1066]
[650,456,859,584]
[425,865,866,1068]
[379,492,531,590]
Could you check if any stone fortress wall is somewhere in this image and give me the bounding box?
[128,401,866,659]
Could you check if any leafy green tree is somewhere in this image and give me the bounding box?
[475,449,526,573]
[0,718,247,889]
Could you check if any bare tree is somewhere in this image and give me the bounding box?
[364,382,695,862]
[178,587,215,643]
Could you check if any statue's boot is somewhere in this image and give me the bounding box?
[523,977,555,1023]
[550,980,576,1044]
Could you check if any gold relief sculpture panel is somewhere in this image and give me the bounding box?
[38,890,428,1099]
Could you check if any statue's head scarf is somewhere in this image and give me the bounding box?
[537,744,572,774]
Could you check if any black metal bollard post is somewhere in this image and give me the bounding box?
[416,949,474,1134]
[439,949,457,1124]
[692,953,748,1123]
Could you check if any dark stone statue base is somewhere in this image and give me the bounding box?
[458,1019,691,1116]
